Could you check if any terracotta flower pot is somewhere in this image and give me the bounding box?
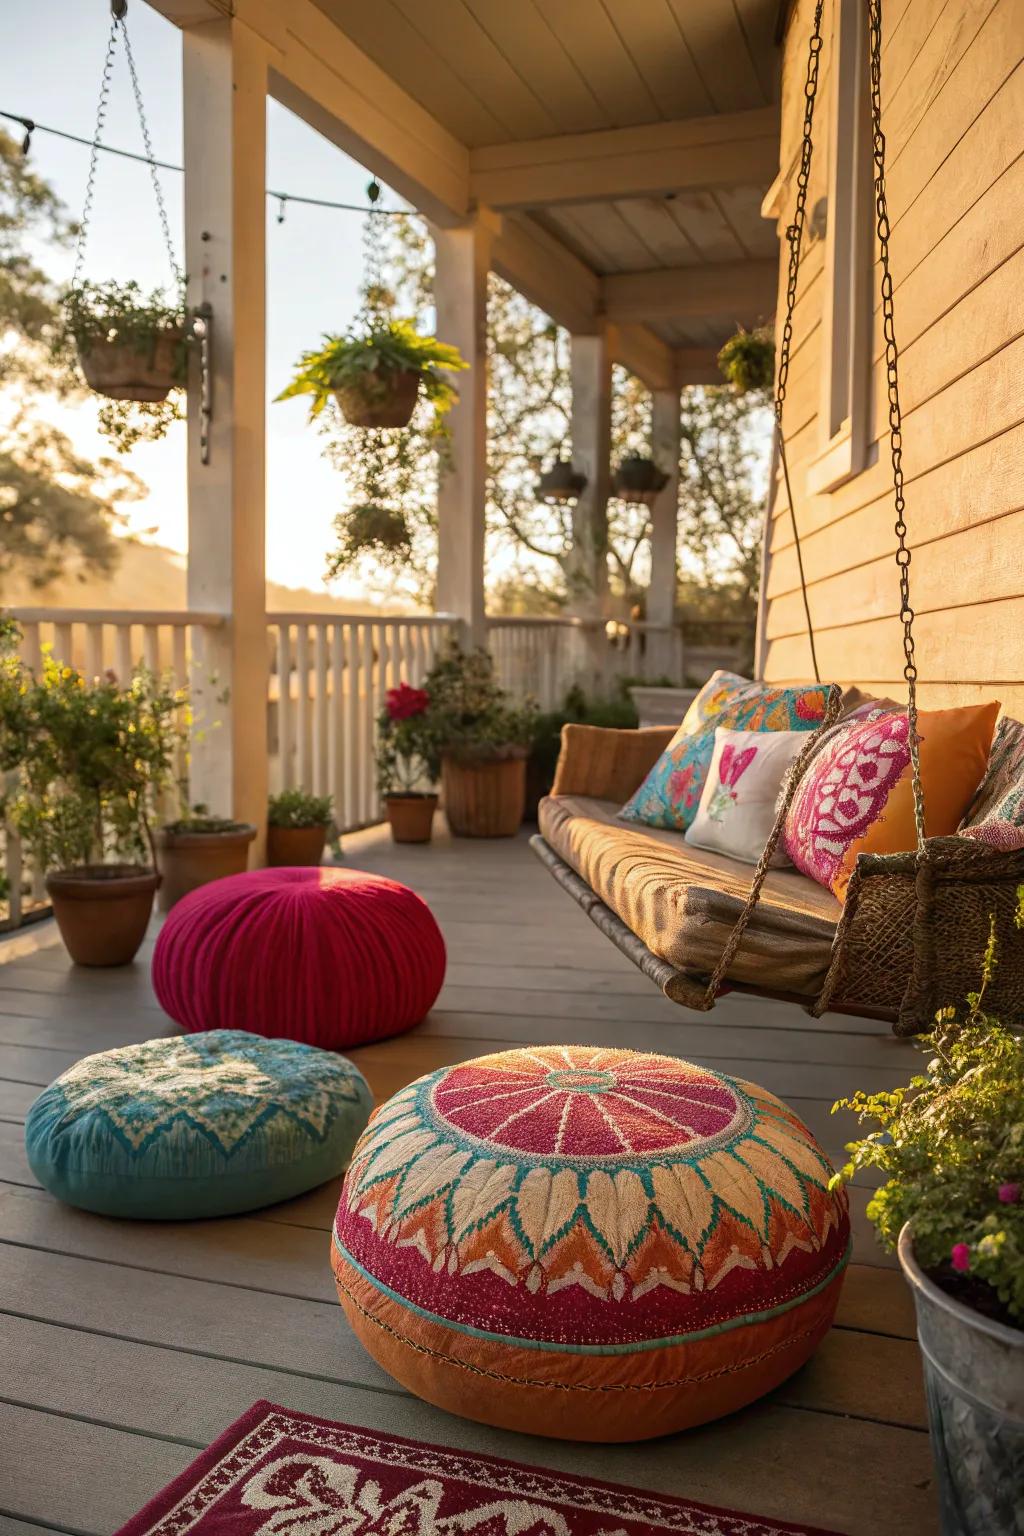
[77,328,184,403]
[385,793,438,844]
[45,865,159,967]
[156,824,257,911]
[442,754,526,838]
[266,823,328,867]
[333,369,420,428]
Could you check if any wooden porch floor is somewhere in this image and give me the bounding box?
[0,825,937,1535]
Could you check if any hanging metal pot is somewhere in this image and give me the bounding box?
[537,460,587,503]
[77,325,185,403]
[612,455,670,506]
[334,368,420,429]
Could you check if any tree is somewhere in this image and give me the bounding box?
[0,129,133,585]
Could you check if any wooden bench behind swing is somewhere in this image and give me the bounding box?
[531,0,1024,1037]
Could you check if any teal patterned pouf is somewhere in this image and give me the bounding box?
[24,1030,373,1220]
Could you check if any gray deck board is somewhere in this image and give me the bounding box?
[0,824,934,1534]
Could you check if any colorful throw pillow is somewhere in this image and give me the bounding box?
[784,702,1000,898]
[960,715,1024,851]
[619,670,830,832]
[685,726,808,865]
[25,1031,373,1220]
[332,1045,849,1442]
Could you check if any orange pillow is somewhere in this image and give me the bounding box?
[784,702,999,899]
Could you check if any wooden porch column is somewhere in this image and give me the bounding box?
[432,215,494,648]
[567,328,613,620]
[648,387,682,678]
[182,19,268,847]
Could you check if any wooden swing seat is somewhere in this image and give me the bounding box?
[533,723,1024,1033]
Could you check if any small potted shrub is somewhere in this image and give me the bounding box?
[832,916,1024,1536]
[612,455,670,505]
[537,459,587,503]
[424,644,536,838]
[56,280,187,451]
[0,642,185,966]
[267,789,333,866]
[375,683,440,844]
[276,318,467,432]
[717,325,775,394]
[157,805,257,911]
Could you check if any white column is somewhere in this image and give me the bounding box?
[567,328,613,620]
[648,387,681,678]
[182,18,268,849]
[432,215,494,648]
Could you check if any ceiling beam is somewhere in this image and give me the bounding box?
[469,107,779,210]
[490,213,601,337]
[676,348,724,387]
[602,261,778,323]
[612,325,676,393]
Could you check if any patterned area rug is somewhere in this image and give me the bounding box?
[114,1400,841,1536]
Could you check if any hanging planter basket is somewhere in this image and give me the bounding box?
[717,326,776,394]
[344,503,413,559]
[334,367,421,429]
[537,460,587,503]
[77,325,185,404]
[612,455,670,506]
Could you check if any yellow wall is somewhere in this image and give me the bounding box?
[762,0,1024,720]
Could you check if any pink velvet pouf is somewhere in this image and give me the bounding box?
[152,868,446,1050]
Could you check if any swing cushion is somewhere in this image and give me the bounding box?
[784,702,1000,898]
[685,726,809,866]
[619,671,831,834]
[331,1044,850,1441]
[960,715,1024,851]
[539,793,840,996]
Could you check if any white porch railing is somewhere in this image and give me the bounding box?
[485,616,686,708]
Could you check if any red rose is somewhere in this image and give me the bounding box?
[387,683,429,722]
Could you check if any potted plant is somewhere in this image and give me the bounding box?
[424,644,536,838]
[55,280,187,451]
[276,318,467,433]
[157,806,257,911]
[0,641,185,966]
[375,683,440,844]
[832,916,1024,1536]
[537,459,587,503]
[267,789,334,866]
[612,455,670,505]
[717,325,775,394]
[525,684,640,821]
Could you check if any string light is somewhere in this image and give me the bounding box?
[0,108,418,219]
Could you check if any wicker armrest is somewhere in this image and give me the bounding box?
[550,723,675,804]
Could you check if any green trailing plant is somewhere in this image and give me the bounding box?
[832,905,1024,1326]
[717,325,775,394]
[54,279,187,452]
[528,683,639,785]
[328,502,413,577]
[375,683,439,798]
[268,789,333,829]
[423,642,537,762]
[0,642,187,872]
[277,319,467,436]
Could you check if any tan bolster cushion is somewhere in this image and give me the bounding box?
[538,794,841,997]
[551,724,676,804]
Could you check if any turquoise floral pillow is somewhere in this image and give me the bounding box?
[620,670,830,832]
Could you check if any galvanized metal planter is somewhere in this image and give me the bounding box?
[898,1225,1024,1536]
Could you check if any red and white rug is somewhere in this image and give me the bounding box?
[115,1400,840,1536]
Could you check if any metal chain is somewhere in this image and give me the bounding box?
[120,14,182,287]
[867,0,926,849]
[71,15,119,289]
[72,7,182,292]
[772,0,824,683]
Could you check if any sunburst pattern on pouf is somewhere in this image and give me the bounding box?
[331,1044,850,1441]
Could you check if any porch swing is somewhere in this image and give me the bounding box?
[531,0,1024,1035]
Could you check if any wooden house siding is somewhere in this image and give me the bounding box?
[761,0,1024,720]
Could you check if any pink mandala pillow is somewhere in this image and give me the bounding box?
[784,703,999,897]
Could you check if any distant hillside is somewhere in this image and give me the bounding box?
[2,536,416,615]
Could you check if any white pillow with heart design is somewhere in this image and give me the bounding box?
[684,726,809,865]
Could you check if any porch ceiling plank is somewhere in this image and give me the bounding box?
[459,0,610,135]
[468,105,780,208]
[530,0,663,127]
[612,197,703,269]
[603,259,778,322]
[666,189,750,263]
[595,0,717,119]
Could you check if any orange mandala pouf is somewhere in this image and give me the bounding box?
[331,1045,850,1441]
